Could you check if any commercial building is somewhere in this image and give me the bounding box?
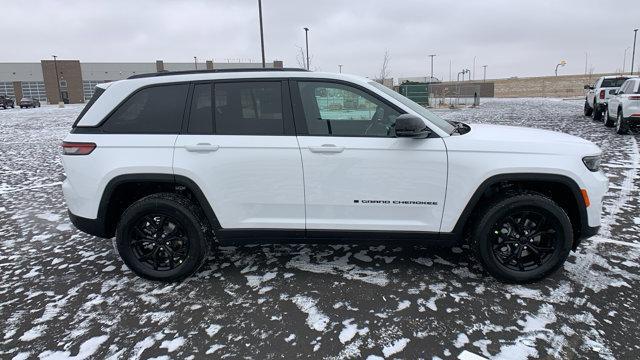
[0,59,284,104]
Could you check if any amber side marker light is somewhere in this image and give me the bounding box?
[580,189,590,207]
[62,142,96,155]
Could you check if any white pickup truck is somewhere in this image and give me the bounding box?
[584,76,632,120]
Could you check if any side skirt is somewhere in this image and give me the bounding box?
[215,229,460,246]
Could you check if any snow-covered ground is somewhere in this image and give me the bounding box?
[1,98,639,359]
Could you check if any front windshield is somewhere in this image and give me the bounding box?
[369,81,455,134]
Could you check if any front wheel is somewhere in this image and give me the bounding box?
[115,193,211,281]
[604,107,615,127]
[471,193,573,283]
[616,111,630,135]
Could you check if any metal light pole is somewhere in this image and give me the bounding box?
[258,0,266,68]
[631,28,638,75]
[623,47,630,74]
[194,56,197,70]
[472,56,476,80]
[338,64,343,73]
[428,54,436,82]
[304,27,310,70]
[584,52,588,75]
[482,65,488,82]
[52,55,63,106]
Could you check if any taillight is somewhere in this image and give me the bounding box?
[62,142,96,155]
[629,95,640,100]
[599,90,605,99]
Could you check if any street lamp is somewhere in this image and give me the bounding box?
[555,60,566,76]
[428,54,436,82]
[338,64,343,73]
[303,27,310,70]
[631,28,638,76]
[52,55,63,107]
[194,56,197,70]
[258,0,266,68]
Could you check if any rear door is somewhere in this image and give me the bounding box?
[291,79,448,233]
[173,80,305,230]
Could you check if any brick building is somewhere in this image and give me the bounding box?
[0,59,284,104]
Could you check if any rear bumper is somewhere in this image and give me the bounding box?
[68,210,111,238]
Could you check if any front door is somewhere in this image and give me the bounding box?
[173,80,305,230]
[291,80,448,233]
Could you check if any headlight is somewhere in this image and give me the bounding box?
[582,155,601,172]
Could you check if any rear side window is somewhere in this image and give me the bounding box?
[101,84,188,134]
[214,82,284,135]
[73,87,105,126]
[187,83,213,134]
[601,78,628,88]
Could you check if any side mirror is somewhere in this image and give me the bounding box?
[394,114,431,139]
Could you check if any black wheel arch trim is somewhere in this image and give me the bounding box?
[451,173,591,244]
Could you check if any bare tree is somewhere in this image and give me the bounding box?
[376,49,391,84]
[295,45,317,70]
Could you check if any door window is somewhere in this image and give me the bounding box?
[297,81,401,137]
[214,82,284,135]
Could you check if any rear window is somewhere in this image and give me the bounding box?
[601,78,628,88]
[101,84,188,134]
[74,87,105,127]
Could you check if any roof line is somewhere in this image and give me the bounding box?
[127,68,309,79]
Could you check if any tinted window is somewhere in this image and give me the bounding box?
[188,83,213,134]
[214,82,284,135]
[297,81,401,137]
[601,78,628,88]
[102,84,188,133]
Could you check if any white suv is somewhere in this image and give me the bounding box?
[62,69,608,283]
[604,77,640,134]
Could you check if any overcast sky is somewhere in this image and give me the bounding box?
[2,0,639,80]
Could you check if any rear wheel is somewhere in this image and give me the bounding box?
[115,193,211,281]
[471,193,573,283]
[616,111,629,135]
[604,107,614,127]
[583,101,593,116]
[592,102,603,121]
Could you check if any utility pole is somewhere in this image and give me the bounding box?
[428,54,436,82]
[482,65,488,82]
[194,56,197,70]
[631,28,638,75]
[338,64,342,73]
[472,56,476,80]
[52,55,63,107]
[258,0,266,68]
[304,27,310,70]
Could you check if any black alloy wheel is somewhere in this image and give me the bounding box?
[129,214,189,271]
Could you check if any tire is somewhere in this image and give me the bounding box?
[592,102,602,121]
[471,192,573,283]
[616,111,629,135]
[115,193,212,281]
[583,101,593,116]
[604,107,614,127]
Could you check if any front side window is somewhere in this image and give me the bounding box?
[101,84,188,133]
[297,81,400,137]
[214,82,284,135]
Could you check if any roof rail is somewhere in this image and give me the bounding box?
[127,67,309,79]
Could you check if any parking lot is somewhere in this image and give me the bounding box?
[1,98,639,359]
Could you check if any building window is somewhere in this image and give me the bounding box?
[59,80,68,88]
[83,80,112,101]
[20,81,46,101]
[0,82,15,98]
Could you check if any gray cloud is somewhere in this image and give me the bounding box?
[2,0,639,79]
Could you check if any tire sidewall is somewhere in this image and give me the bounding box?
[116,196,207,281]
[474,196,573,283]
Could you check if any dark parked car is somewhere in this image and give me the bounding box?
[0,95,15,109]
[19,98,41,108]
